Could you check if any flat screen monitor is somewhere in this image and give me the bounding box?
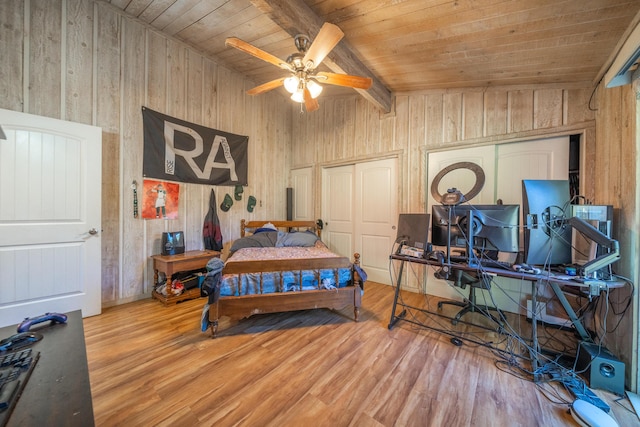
[522,180,572,265]
[396,213,431,251]
[431,204,520,259]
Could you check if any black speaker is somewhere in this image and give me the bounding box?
[576,341,625,396]
[286,187,293,221]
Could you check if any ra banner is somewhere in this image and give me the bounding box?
[142,179,180,220]
[142,107,248,185]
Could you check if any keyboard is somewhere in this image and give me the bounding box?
[0,348,39,417]
[468,258,514,270]
[1,348,34,369]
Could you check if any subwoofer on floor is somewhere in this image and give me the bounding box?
[576,341,625,396]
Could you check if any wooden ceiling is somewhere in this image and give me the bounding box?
[101,0,640,112]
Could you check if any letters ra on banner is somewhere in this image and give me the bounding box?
[142,107,248,186]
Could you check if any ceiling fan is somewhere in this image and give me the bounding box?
[226,23,373,112]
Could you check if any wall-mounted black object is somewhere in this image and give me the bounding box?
[286,187,293,221]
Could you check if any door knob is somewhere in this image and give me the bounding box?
[88,228,98,235]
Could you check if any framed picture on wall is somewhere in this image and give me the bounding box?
[142,179,180,220]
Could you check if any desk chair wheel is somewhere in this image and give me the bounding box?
[438,268,504,328]
[438,297,504,328]
[437,300,461,324]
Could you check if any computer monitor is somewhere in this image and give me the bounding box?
[522,180,572,265]
[396,213,431,251]
[431,204,520,261]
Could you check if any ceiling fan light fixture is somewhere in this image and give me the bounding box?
[284,76,299,93]
[291,89,305,103]
[307,80,323,98]
[228,23,368,112]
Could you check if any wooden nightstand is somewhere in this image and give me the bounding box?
[151,249,220,305]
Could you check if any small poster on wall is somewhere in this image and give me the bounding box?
[142,179,180,219]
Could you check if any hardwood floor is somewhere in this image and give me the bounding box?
[83,282,637,426]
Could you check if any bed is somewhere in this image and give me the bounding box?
[203,220,364,337]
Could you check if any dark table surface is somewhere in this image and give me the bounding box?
[0,310,94,427]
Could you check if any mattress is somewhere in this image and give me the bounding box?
[220,245,353,297]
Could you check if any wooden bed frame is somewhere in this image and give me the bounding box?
[207,220,363,337]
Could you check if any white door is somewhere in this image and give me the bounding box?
[493,137,569,313]
[321,158,398,285]
[496,136,570,204]
[0,109,102,327]
[427,145,496,207]
[321,165,354,258]
[426,137,569,312]
[291,167,313,221]
[355,159,398,284]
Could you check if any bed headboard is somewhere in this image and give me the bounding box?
[240,219,320,238]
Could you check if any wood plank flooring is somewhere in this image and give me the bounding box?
[83,282,638,426]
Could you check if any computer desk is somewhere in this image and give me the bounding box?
[0,310,94,426]
[388,254,625,378]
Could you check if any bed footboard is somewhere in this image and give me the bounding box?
[208,253,363,338]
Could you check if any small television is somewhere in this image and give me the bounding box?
[396,213,431,253]
[522,180,572,265]
[431,204,520,261]
[162,231,185,255]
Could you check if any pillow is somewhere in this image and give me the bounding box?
[252,222,277,234]
[275,231,319,247]
[254,227,275,234]
[230,231,278,254]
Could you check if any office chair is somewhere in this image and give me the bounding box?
[437,268,503,327]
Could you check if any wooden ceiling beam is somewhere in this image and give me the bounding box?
[250,0,393,113]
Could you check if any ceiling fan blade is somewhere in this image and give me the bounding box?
[225,37,291,70]
[315,72,372,89]
[302,23,344,69]
[303,88,319,112]
[247,77,286,95]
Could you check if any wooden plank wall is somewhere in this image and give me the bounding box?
[292,85,596,215]
[594,81,638,390]
[0,0,293,305]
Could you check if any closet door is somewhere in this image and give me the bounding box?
[493,136,569,313]
[321,158,398,285]
[291,167,313,221]
[496,136,569,205]
[322,165,354,259]
[425,136,570,312]
[427,145,496,209]
[425,146,496,299]
[355,158,398,284]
